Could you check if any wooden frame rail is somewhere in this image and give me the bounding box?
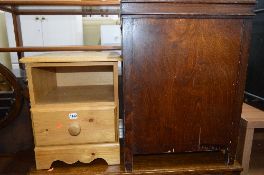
[14,9,119,15]
[0,46,121,52]
[0,0,121,69]
[0,6,13,12]
[0,5,120,15]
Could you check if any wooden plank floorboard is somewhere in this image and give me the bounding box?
[0,148,242,175]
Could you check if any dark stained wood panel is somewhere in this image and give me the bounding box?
[123,18,245,154]
[121,3,255,16]
[122,0,255,3]
[0,149,242,174]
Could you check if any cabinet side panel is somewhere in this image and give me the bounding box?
[123,18,244,154]
[123,18,135,171]
[230,19,252,163]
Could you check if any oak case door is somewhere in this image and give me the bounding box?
[123,18,247,155]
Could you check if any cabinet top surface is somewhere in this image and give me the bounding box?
[0,0,254,5]
[0,0,120,5]
[20,51,121,63]
[121,0,255,3]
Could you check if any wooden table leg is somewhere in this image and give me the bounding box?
[241,127,254,175]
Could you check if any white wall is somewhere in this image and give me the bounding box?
[5,13,83,69]
[83,17,119,45]
[0,11,11,69]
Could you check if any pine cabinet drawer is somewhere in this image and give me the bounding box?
[31,107,117,146]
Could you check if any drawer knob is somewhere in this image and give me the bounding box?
[68,122,81,136]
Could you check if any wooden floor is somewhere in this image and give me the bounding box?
[0,135,263,175]
[0,149,243,175]
[1,129,264,175]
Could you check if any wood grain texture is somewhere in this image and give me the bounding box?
[24,53,120,169]
[121,3,255,16]
[0,0,120,6]
[237,103,264,175]
[241,103,264,128]
[25,61,118,106]
[32,107,117,146]
[56,71,113,86]
[122,9,253,169]
[28,151,242,174]
[20,51,121,63]
[124,17,243,154]
[26,64,57,105]
[15,9,120,15]
[122,18,134,172]
[35,143,120,170]
[0,46,121,53]
[237,123,254,175]
[0,5,120,15]
[122,0,255,3]
[228,19,252,164]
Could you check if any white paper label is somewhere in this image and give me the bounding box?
[69,113,78,120]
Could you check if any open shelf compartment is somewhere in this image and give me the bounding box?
[27,62,117,106]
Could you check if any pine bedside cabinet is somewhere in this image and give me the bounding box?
[121,0,256,171]
[20,52,121,170]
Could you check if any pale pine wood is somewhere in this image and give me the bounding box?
[24,52,120,169]
[113,62,119,141]
[113,62,118,107]
[242,103,264,128]
[20,51,121,63]
[31,103,116,111]
[25,64,57,105]
[29,62,117,67]
[25,62,117,106]
[237,103,264,175]
[0,46,121,53]
[57,72,113,86]
[35,85,114,105]
[25,64,35,104]
[35,143,120,170]
[32,107,117,146]
[56,66,114,86]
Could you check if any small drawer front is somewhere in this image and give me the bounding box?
[32,108,116,146]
